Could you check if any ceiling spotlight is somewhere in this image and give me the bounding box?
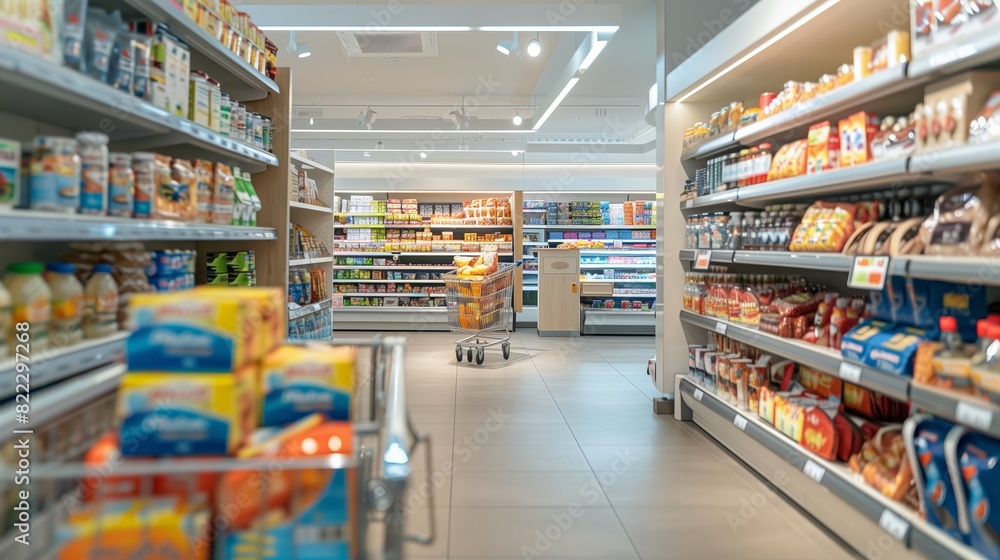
[496,42,511,56]
[512,111,523,126]
[364,108,377,129]
[419,151,428,159]
[450,108,470,130]
[297,42,312,58]
[375,140,383,150]
[497,31,520,57]
[459,138,469,151]
[527,37,541,58]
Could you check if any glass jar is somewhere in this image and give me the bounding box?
[29,136,81,213]
[729,212,743,250]
[108,153,135,218]
[712,214,730,249]
[757,143,773,184]
[77,132,110,216]
[699,215,713,249]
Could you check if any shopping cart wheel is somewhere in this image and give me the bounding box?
[456,345,463,362]
[476,348,485,365]
[467,348,474,363]
[502,342,511,360]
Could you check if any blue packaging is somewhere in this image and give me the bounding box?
[949,429,1000,559]
[864,325,927,376]
[840,319,889,364]
[908,279,987,342]
[905,415,967,542]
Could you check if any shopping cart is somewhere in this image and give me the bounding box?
[444,261,520,365]
[0,336,433,560]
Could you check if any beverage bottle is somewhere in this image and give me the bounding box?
[45,263,84,347]
[932,316,973,393]
[972,324,1000,403]
[83,264,119,339]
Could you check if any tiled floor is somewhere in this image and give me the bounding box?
[389,330,857,559]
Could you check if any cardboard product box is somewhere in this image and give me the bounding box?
[918,71,1000,151]
[259,345,355,427]
[838,112,880,167]
[807,121,840,174]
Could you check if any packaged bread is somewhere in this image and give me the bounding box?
[789,201,859,252]
[886,217,926,255]
[842,222,875,254]
[981,214,1000,255]
[920,173,1000,256]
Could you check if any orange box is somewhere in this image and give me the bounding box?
[838,112,880,167]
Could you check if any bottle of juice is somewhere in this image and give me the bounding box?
[3,263,52,352]
[83,264,119,339]
[44,263,84,347]
[972,324,1000,404]
[932,316,973,393]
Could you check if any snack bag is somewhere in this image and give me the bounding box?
[950,429,1000,559]
[921,173,1000,256]
[905,416,967,542]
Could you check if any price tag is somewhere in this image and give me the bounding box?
[956,401,994,432]
[715,322,728,336]
[684,200,694,209]
[694,250,712,270]
[879,509,910,541]
[693,388,704,402]
[838,362,863,384]
[733,415,748,431]
[848,255,891,291]
[803,459,826,483]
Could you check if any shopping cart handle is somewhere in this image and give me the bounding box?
[515,260,523,268]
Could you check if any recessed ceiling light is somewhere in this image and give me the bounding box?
[527,38,541,57]
[309,117,314,125]
[420,151,428,159]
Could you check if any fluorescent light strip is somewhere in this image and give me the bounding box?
[292,129,537,134]
[261,25,618,32]
[674,0,839,103]
[579,37,607,71]
[533,77,579,131]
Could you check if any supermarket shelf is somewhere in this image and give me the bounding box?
[538,225,656,230]
[290,153,335,175]
[582,308,656,335]
[908,29,1000,79]
[735,65,916,146]
[680,190,740,211]
[678,377,981,560]
[523,271,538,275]
[580,263,655,270]
[336,293,446,298]
[910,384,1000,439]
[332,266,456,271]
[0,364,124,434]
[335,307,447,313]
[106,0,280,100]
[332,279,444,284]
[289,257,334,266]
[910,140,1000,176]
[0,333,127,400]
[679,250,1000,286]
[288,299,333,321]
[613,292,656,297]
[579,249,656,256]
[290,201,334,214]
[522,209,547,213]
[522,241,550,246]
[680,310,910,401]
[36,452,355,479]
[523,286,538,291]
[0,209,277,241]
[335,224,514,230]
[332,307,449,331]
[0,45,278,173]
[334,252,513,257]
[680,132,738,162]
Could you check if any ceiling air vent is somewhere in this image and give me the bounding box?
[336,32,439,57]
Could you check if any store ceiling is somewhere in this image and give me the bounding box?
[241,0,657,163]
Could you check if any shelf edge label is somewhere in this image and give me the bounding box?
[733,415,748,431]
[838,362,863,384]
[694,250,712,270]
[715,322,728,336]
[878,509,910,541]
[848,255,890,291]
[956,401,994,432]
[803,459,826,483]
[693,388,704,402]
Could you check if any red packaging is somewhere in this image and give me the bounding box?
[802,407,838,460]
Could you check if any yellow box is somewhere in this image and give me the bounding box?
[196,286,286,357]
[259,344,355,426]
[118,367,256,457]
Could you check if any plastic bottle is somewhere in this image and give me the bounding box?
[932,316,973,393]
[44,263,85,347]
[0,281,10,358]
[3,263,52,352]
[972,324,1000,404]
[77,132,110,215]
[83,264,119,339]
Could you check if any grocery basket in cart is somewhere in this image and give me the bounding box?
[0,336,433,560]
[444,261,520,365]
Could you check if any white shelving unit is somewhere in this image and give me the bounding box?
[666,1,1000,557]
[288,151,335,340]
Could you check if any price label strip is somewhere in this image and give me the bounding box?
[803,459,826,484]
[733,415,748,431]
[838,362,862,384]
[694,250,713,271]
[879,509,910,541]
[956,401,994,432]
[693,388,704,402]
[715,322,728,335]
[848,255,891,291]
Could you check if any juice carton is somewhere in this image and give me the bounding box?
[55,496,210,560]
[259,344,355,427]
[117,367,256,456]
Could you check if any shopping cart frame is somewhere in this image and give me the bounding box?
[444,261,521,365]
[0,336,433,560]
